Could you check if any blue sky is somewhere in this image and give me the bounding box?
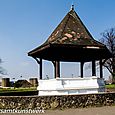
[0,0,115,80]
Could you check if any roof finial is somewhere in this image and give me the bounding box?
[71,4,74,11]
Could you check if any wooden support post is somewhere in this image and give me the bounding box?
[55,61,60,78]
[92,60,96,76]
[100,60,103,78]
[80,62,84,78]
[39,58,42,80]
[53,61,60,78]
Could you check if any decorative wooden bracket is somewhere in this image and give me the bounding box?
[33,57,42,79]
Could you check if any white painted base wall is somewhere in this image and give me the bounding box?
[37,77,105,96]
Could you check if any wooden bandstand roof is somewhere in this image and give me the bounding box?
[28,7,111,62]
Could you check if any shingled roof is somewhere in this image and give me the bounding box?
[43,8,103,47]
[28,7,111,62]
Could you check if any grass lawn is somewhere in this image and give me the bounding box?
[106,84,115,89]
[0,87,37,92]
[0,84,114,93]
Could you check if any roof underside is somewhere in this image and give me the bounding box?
[28,9,112,62]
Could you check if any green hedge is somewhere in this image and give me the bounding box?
[0,90,38,96]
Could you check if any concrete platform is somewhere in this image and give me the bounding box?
[37,77,105,96]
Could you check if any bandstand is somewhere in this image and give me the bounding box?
[28,6,112,96]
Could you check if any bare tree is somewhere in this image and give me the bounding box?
[0,58,6,75]
[100,27,115,83]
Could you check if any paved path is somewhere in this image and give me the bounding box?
[45,106,115,115]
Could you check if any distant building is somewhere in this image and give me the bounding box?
[14,80,32,88]
[29,78,38,87]
[0,75,10,87]
[2,78,10,87]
